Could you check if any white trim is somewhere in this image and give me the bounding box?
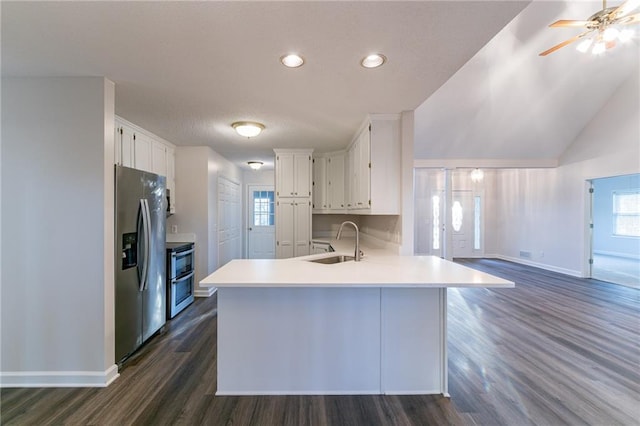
[216,389,381,396]
[383,389,444,395]
[414,158,558,169]
[1,364,119,388]
[489,254,583,278]
[195,286,217,298]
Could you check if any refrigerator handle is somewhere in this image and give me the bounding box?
[139,199,151,292]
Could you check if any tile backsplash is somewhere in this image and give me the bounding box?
[312,214,401,244]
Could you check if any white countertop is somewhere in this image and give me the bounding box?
[201,238,514,289]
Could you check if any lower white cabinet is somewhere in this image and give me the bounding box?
[276,199,311,258]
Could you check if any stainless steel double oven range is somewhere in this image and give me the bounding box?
[166,242,195,319]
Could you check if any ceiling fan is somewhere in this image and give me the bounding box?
[539,0,640,56]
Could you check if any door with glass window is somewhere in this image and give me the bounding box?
[248,185,276,259]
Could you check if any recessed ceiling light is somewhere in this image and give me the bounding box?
[232,121,265,138]
[280,54,304,68]
[248,161,264,170]
[361,54,386,69]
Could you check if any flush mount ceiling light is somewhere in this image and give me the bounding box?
[232,121,265,138]
[248,161,264,170]
[470,168,485,183]
[361,53,387,68]
[280,54,305,68]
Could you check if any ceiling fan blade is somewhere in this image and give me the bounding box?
[610,0,640,19]
[549,19,593,28]
[616,12,640,24]
[539,31,591,56]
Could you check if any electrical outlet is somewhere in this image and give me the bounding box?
[171,225,178,234]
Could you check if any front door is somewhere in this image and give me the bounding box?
[248,185,276,259]
[451,190,475,258]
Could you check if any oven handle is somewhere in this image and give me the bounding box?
[172,271,195,284]
[171,248,194,258]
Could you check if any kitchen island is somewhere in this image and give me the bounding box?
[201,247,513,396]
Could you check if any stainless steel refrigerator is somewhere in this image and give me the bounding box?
[115,165,167,363]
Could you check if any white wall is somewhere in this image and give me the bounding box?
[168,146,242,296]
[490,69,640,276]
[1,77,117,386]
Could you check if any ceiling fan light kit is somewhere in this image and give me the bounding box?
[539,0,639,56]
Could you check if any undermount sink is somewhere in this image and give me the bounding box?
[307,255,356,264]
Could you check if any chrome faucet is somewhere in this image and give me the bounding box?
[336,221,362,261]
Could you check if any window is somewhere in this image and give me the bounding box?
[253,190,274,226]
[613,190,640,237]
[474,196,481,250]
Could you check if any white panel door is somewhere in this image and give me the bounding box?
[133,133,153,172]
[327,154,345,209]
[294,200,311,257]
[313,157,327,209]
[276,200,295,258]
[248,186,276,259]
[151,141,167,177]
[294,154,311,197]
[276,153,295,197]
[358,128,370,209]
[121,125,135,168]
[451,190,474,258]
[218,177,241,267]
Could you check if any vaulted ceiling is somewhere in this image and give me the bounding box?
[2,1,638,169]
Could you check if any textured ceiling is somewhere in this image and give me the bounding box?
[1,0,530,169]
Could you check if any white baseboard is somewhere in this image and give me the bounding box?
[194,286,217,298]
[216,389,381,396]
[490,254,582,278]
[0,364,119,388]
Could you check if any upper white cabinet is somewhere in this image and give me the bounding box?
[274,149,313,259]
[312,157,327,210]
[346,114,401,215]
[313,151,346,213]
[115,116,176,214]
[275,149,312,198]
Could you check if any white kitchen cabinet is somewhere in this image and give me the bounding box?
[313,151,346,213]
[114,124,135,168]
[276,199,311,258]
[327,153,345,210]
[275,149,312,198]
[133,132,153,172]
[115,116,177,213]
[346,114,400,215]
[151,140,168,177]
[312,157,327,210]
[275,149,313,259]
[166,146,176,215]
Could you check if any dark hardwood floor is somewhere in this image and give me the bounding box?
[2,259,639,425]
